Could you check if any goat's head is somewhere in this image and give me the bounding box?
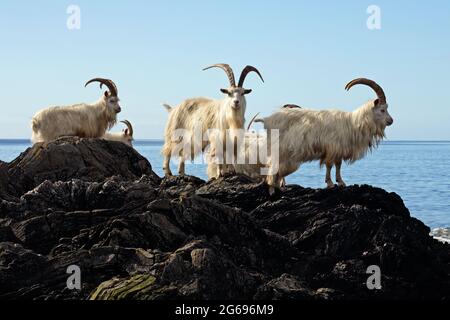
[120,120,134,146]
[85,78,122,114]
[346,78,393,128]
[203,64,264,111]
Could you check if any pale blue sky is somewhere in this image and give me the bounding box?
[0,0,449,139]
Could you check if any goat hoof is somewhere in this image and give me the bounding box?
[337,182,346,188]
[268,187,277,196]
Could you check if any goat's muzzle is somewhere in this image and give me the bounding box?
[387,117,394,126]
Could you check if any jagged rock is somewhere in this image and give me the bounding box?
[196,174,271,212]
[0,161,11,200]
[159,175,205,198]
[6,137,160,196]
[0,137,449,300]
[254,274,318,300]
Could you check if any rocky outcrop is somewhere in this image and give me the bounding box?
[5,137,159,196]
[0,138,449,300]
[0,161,9,194]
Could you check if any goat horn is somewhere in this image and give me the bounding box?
[282,104,302,109]
[247,113,260,131]
[345,78,386,105]
[203,64,236,87]
[85,78,118,97]
[238,66,264,88]
[120,120,133,137]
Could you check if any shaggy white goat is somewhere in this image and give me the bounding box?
[207,108,295,185]
[31,78,121,144]
[103,120,134,147]
[260,78,393,189]
[207,113,262,180]
[162,64,264,176]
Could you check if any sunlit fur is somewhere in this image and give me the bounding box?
[31,94,120,144]
[207,131,262,179]
[207,125,272,181]
[162,88,247,176]
[262,99,392,189]
[103,122,134,147]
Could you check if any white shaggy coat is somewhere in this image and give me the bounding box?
[262,99,390,188]
[31,96,118,144]
[162,96,246,176]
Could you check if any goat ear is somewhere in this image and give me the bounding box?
[244,89,252,95]
[104,91,109,98]
[374,98,380,107]
[124,129,129,135]
[220,89,230,95]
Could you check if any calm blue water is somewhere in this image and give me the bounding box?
[0,140,449,229]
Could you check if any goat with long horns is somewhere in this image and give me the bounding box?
[31,78,121,144]
[259,78,393,191]
[162,63,264,177]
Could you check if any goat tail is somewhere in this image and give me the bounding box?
[163,104,173,113]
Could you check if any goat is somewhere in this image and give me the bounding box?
[31,78,121,144]
[162,64,264,176]
[261,78,393,189]
[207,112,262,180]
[103,120,134,147]
[208,107,296,186]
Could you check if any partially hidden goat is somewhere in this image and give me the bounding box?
[103,120,134,147]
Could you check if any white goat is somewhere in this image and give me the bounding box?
[260,78,393,189]
[162,64,264,176]
[207,108,293,185]
[103,120,134,147]
[31,78,121,144]
[207,112,262,180]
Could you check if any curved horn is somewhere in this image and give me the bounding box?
[247,113,260,131]
[282,104,302,109]
[203,64,236,87]
[120,120,133,137]
[238,65,264,88]
[85,78,118,97]
[345,78,386,105]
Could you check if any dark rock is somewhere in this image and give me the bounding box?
[6,137,160,196]
[254,274,317,300]
[159,175,205,198]
[0,161,7,191]
[0,137,449,300]
[196,174,271,212]
[0,161,14,202]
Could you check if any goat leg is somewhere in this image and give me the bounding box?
[335,160,346,187]
[163,155,173,177]
[325,163,335,189]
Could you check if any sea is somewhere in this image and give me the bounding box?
[0,139,449,241]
